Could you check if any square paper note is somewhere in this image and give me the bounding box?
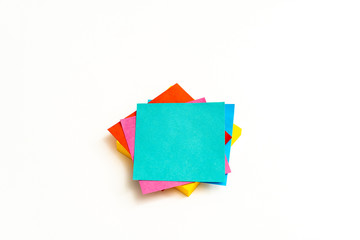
[133,103,225,182]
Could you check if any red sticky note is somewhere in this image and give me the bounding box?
[225,131,232,145]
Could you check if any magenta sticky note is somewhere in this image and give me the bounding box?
[120,117,136,159]
[120,116,190,194]
[225,156,231,173]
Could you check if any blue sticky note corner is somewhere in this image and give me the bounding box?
[208,104,235,186]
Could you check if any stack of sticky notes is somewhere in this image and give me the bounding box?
[108,84,242,196]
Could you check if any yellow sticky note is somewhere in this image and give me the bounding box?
[116,140,132,159]
[175,182,200,197]
[231,124,242,146]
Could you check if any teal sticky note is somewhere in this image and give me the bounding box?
[133,103,225,182]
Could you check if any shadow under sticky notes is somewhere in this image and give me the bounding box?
[133,103,225,182]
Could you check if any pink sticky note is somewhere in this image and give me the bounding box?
[120,97,231,194]
[120,117,136,159]
[121,115,189,193]
[225,156,231,173]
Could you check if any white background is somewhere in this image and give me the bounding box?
[1,0,360,239]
